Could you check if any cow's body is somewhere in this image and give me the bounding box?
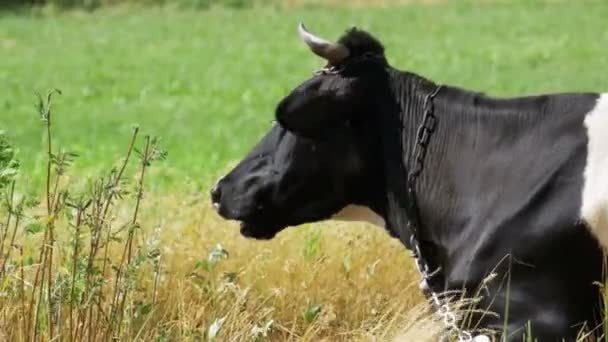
[377,80,606,339]
[211,24,608,340]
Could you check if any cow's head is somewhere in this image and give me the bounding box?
[211,24,391,239]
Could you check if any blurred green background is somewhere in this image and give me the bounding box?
[1,0,607,192]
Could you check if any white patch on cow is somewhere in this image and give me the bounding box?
[582,93,608,249]
[331,204,386,227]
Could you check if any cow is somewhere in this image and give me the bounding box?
[210,23,608,341]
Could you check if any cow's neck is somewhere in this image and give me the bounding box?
[379,69,559,286]
[376,69,442,248]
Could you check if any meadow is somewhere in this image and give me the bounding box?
[1,0,608,340]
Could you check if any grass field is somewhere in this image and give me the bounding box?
[1,0,608,340]
[2,0,608,191]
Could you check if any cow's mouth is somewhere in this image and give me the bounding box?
[239,221,283,240]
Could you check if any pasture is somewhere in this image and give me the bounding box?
[1,0,608,340]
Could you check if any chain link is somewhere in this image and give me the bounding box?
[408,85,442,181]
[406,85,490,342]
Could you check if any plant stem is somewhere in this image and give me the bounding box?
[110,135,150,339]
[0,180,15,266]
[0,180,16,280]
[31,226,49,341]
[45,92,56,342]
[70,204,86,342]
[0,211,21,280]
[92,127,139,340]
[19,245,26,341]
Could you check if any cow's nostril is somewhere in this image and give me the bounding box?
[210,184,222,207]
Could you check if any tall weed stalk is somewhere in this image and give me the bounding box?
[0,91,165,341]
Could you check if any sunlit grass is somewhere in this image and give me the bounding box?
[139,197,430,340]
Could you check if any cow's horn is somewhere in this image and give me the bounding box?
[297,22,349,64]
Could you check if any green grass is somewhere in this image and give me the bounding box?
[1,1,608,192]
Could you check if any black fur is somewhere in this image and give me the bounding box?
[337,27,385,59]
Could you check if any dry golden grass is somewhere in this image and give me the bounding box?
[132,193,438,340]
[0,184,442,340]
[0,188,447,341]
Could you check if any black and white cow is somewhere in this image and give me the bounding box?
[211,24,608,341]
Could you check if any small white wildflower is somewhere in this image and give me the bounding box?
[207,316,226,340]
[250,319,273,340]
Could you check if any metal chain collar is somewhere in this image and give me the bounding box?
[406,85,490,342]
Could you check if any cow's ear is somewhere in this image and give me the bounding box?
[275,91,345,138]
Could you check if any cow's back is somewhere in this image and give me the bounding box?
[582,94,608,249]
